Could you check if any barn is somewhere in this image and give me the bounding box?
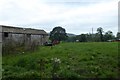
[0,25,48,54]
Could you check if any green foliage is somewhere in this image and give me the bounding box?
[67,27,117,42]
[66,36,76,42]
[116,32,120,39]
[97,27,104,41]
[76,34,87,42]
[2,42,119,79]
[49,26,68,41]
[103,31,115,41]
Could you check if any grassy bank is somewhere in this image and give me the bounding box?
[2,42,119,79]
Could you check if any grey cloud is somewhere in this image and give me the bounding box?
[0,0,118,35]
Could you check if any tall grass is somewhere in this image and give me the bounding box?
[2,42,119,79]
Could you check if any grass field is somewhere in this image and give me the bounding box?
[2,42,119,79]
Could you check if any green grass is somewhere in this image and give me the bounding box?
[2,42,119,79]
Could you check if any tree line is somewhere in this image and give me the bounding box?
[49,26,120,42]
[67,27,120,42]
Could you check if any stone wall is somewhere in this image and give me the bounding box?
[1,25,48,55]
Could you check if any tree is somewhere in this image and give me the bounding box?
[94,33,101,42]
[67,36,76,42]
[80,34,87,42]
[49,26,68,41]
[75,34,87,42]
[116,32,120,39]
[97,27,104,41]
[86,33,94,42]
[104,30,115,41]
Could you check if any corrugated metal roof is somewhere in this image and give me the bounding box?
[0,25,48,35]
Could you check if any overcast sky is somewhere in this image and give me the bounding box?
[0,0,119,35]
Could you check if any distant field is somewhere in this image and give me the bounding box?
[2,42,119,79]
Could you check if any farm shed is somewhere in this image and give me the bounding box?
[1,25,48,45]
[0,25,48,54]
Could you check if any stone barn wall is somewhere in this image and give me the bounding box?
[0,25,48,55]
